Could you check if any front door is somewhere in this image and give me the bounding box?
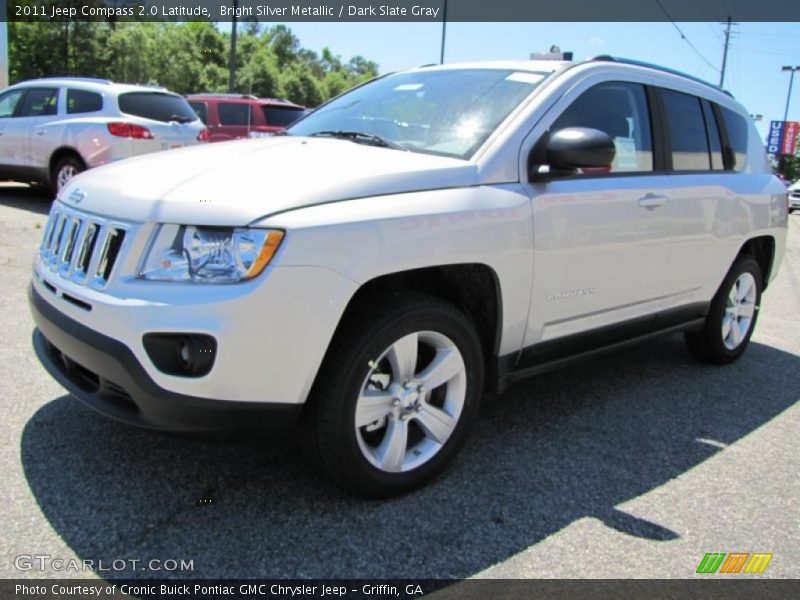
[521,81,674,349]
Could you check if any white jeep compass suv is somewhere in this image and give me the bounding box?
[29,57,787,497]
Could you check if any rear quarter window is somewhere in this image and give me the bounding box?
[118,92,197,123]
[218,103,251,126]
[262,106,305,127]
[67,89,103,114]
[720,106,749,171]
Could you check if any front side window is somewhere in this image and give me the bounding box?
[662,89,710,171]
[67,89,103,114]
[19,88,59,117]
[0,89,25,118]
[720,106,748,171]
[217,103,251,126]
[289,68,547,159]
[551,81,653,174]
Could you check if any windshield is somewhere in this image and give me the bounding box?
[288,68,547,159]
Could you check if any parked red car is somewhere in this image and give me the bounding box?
[186,94,307,142]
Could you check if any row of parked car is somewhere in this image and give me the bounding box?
[0,78,306,192]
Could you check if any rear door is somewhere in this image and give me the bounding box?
[659,87,757,307]
[521,79,674,349]
[16,87,60,168]
[117,91,203,152]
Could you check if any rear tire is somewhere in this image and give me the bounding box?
[51,155,85,193]
[685,256,762,364]
[300,292,484,498]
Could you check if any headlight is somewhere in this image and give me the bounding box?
[139,225,284,283]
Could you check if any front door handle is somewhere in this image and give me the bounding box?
[36,129,47,136]
[638,193,669,210]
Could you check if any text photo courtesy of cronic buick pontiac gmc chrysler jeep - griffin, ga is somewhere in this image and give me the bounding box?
[28,57,787,497]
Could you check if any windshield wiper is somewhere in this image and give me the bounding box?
[169,115,193,124]
[309,130,407,151]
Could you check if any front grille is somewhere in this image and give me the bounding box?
[40,203,129,287]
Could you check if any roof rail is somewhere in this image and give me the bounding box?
[185,93,258,99]
[30,76,112,85]
[587,55,734,98]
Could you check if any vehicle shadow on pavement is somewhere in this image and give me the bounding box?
[20,335,799,578]
[0,185,54,215]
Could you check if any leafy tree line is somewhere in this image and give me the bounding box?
[8,21,379,107]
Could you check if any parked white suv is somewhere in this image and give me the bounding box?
[29,58,787,497]
[0,78,207,192]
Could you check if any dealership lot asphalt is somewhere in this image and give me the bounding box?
[1,183,797,580]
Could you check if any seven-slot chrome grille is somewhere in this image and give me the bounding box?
[39,203,129,287]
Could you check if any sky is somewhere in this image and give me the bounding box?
[266,21,800,141]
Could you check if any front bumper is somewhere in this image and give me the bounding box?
[30,285,302,432]
[789,194,800,210]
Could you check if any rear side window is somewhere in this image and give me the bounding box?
[701,100,724,170]
[551,81,653,173]
[661,89,710,171]
[118,92,196,123]
[67,89,103,114]
[218,103,251,126]
[720,107,748,171]
[19,88,59,117]
[0,89,25,118]
[188,101,208,124]
[261,106,305,128]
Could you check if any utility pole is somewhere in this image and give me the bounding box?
[719,15,732,88]
[228,0,238,92]
[439,0,447,65]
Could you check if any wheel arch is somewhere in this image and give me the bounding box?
[736,235,775,289]
[329,263,503,389]
[48,146,87,185]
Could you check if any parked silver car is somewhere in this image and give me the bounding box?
[0,77,207,192]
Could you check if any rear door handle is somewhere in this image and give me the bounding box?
[36,130,47,136]
[638,194,669,209]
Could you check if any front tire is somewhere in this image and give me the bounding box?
[685,256,762,364]
[300,292,484,497]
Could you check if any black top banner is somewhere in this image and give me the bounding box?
[5,0,800,22]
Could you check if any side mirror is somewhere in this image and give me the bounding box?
[531,127,616,181]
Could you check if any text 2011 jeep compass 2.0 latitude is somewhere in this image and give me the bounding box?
[30,58,787,496]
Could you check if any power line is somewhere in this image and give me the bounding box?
[654,0,720,73]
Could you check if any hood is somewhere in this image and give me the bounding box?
[58,137,477,226]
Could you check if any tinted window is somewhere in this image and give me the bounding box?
[188,101,208,124]
[67,89,103,114]
[262,106,305,127]
[702,100,724,170]
[720,106,748,171]
[0,89,25,118]
[118,92,196,123]
[19,88,58,117]
[551,81,653,173]
[662,89,710,171]
[218,103,251,126]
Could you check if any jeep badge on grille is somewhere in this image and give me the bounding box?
[67,188,86,204]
